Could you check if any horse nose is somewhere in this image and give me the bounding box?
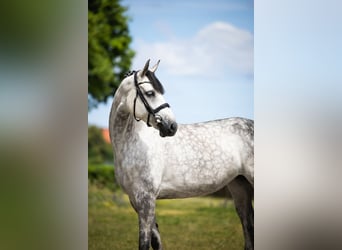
[168,122,178,135]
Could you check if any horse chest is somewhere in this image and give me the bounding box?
[114,138,165,194]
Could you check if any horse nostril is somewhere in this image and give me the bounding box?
[169,122,178,133]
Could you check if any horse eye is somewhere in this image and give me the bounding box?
[145,91,155,97]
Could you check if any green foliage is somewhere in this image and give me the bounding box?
[88,164,118,191]
[88,126,113,164]
[88,0,135,109]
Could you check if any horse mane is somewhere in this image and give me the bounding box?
[146,70,165,94]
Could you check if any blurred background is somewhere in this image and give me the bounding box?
[0,0,87,249]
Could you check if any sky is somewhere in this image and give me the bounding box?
[88,0,254,128]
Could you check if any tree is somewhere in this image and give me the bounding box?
[88,125,113,164]
[88,0,135,109]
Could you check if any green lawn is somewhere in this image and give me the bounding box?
[88,184,243,250]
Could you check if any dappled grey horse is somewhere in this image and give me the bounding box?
[109,60,254,250]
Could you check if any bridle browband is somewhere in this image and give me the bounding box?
[132,71,170,127]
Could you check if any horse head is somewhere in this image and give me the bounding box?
[121,59,178,137]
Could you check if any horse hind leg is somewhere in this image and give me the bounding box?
[227,175,254,250]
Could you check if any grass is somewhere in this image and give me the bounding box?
[88,184,243,250]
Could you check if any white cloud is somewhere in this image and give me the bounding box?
[134,22,253,76]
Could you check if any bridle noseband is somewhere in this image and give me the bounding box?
[132,71,170,127]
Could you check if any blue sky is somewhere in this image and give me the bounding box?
[88,0,254,128]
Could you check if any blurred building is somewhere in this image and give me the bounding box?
[101,128,110,144]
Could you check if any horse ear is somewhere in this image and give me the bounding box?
[150,60,160,73]
[140,59,150,77]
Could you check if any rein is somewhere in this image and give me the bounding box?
[132,71,170,127]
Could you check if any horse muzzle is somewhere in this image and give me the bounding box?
[157,119,178,137]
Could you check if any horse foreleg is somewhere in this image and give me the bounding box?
[131,195,156,250]
[151,219,163,250]
[227,175,254,250]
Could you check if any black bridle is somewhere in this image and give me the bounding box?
[132,71,170,127]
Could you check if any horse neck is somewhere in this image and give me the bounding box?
[109,95,145,150]
[109,99,129,144]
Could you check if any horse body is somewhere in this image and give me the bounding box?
[159,118,253,199]
[109,60,254,250]
[111,107,253,199]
